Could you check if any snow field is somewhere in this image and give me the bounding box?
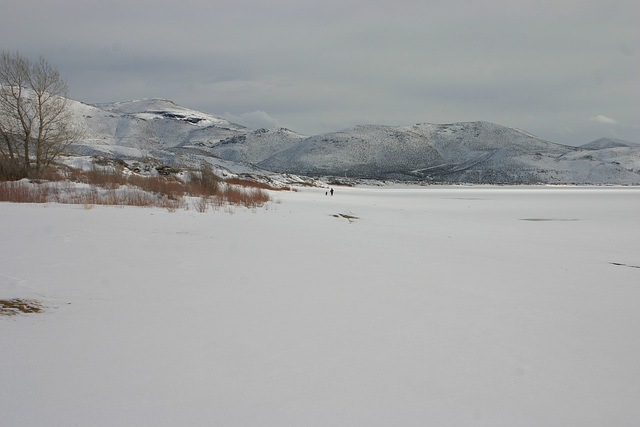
[1,186,639,426]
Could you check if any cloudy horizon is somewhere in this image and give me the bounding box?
[1,0,638,146]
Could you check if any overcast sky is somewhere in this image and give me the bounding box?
[2,0,638,145]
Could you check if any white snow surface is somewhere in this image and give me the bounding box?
[2,186,640,426]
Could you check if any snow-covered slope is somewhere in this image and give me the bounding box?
[209,127,308,164]
[259,124,446,179]
[68,98,640,184]
[580,137,640,150]
[68,98,251,163]
[92,99,249,149]
[258,121,640,184]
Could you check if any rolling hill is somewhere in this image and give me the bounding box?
[67,98,640,184]
[256,122,640,184]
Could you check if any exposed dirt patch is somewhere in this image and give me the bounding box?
[0,299,43,316]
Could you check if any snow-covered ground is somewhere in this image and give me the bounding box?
[1,186,639,426]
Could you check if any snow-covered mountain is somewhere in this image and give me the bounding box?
[67,98,252,166]
[210,127,308,164]
[257,122,640,184]
[580,137,640,150]
[68,98,640,184]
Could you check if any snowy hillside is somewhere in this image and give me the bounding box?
[67,98,640,184]
[259,124,446,179]
[91,99,250,149]
[580,137,640,150]
[68,98,252,168]
[209,127,308,164]
[258,121,640,184]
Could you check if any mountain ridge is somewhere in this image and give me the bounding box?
[67,98,640,185]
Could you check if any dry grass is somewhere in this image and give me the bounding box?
[195,196,209,213]
[0,159,66,182]
[0,162,274,211]
[0,299,43,316]
[0,181,51,203]
[61,188,162,208]
[84,167,126,189]
[186,163,222,197]
[222,186,270,208]
[225,177,291,192]
[128,174,185,200]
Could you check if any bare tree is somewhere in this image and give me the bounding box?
[0,51,80,177]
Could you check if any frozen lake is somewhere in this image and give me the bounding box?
[2,185,639,426]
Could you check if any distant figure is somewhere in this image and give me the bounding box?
[325,191,328,196]
[330,188,334,196]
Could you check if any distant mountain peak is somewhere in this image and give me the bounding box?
[580,137,640,150]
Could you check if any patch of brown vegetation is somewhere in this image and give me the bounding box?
[225,177,291,191]
[0,299,43,316]
[0,162,275,211]
[223,186,270,208]
[0,181,51,203]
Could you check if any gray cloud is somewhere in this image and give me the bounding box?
[591,115,617,125]
[1,0,638,145]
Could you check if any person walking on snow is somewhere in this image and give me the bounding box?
[330,188,334,196]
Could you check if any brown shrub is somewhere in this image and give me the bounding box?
[62,165,86,182]
[27,166,66,182]
[158,195,182,212]
[222,186,270,208]
[62,188,160,207]
[118,189,158,207]
[0,157,28,181]
[195,196,209,213]
[187,163,221,196]
[0,159,65,182]
[84,166,127,189]
[1,162,275,211]
[0,181,50,203]
[128,175,185,200]
[225,177,290,191]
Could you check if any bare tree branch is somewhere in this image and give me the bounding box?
[1,51,80,177]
